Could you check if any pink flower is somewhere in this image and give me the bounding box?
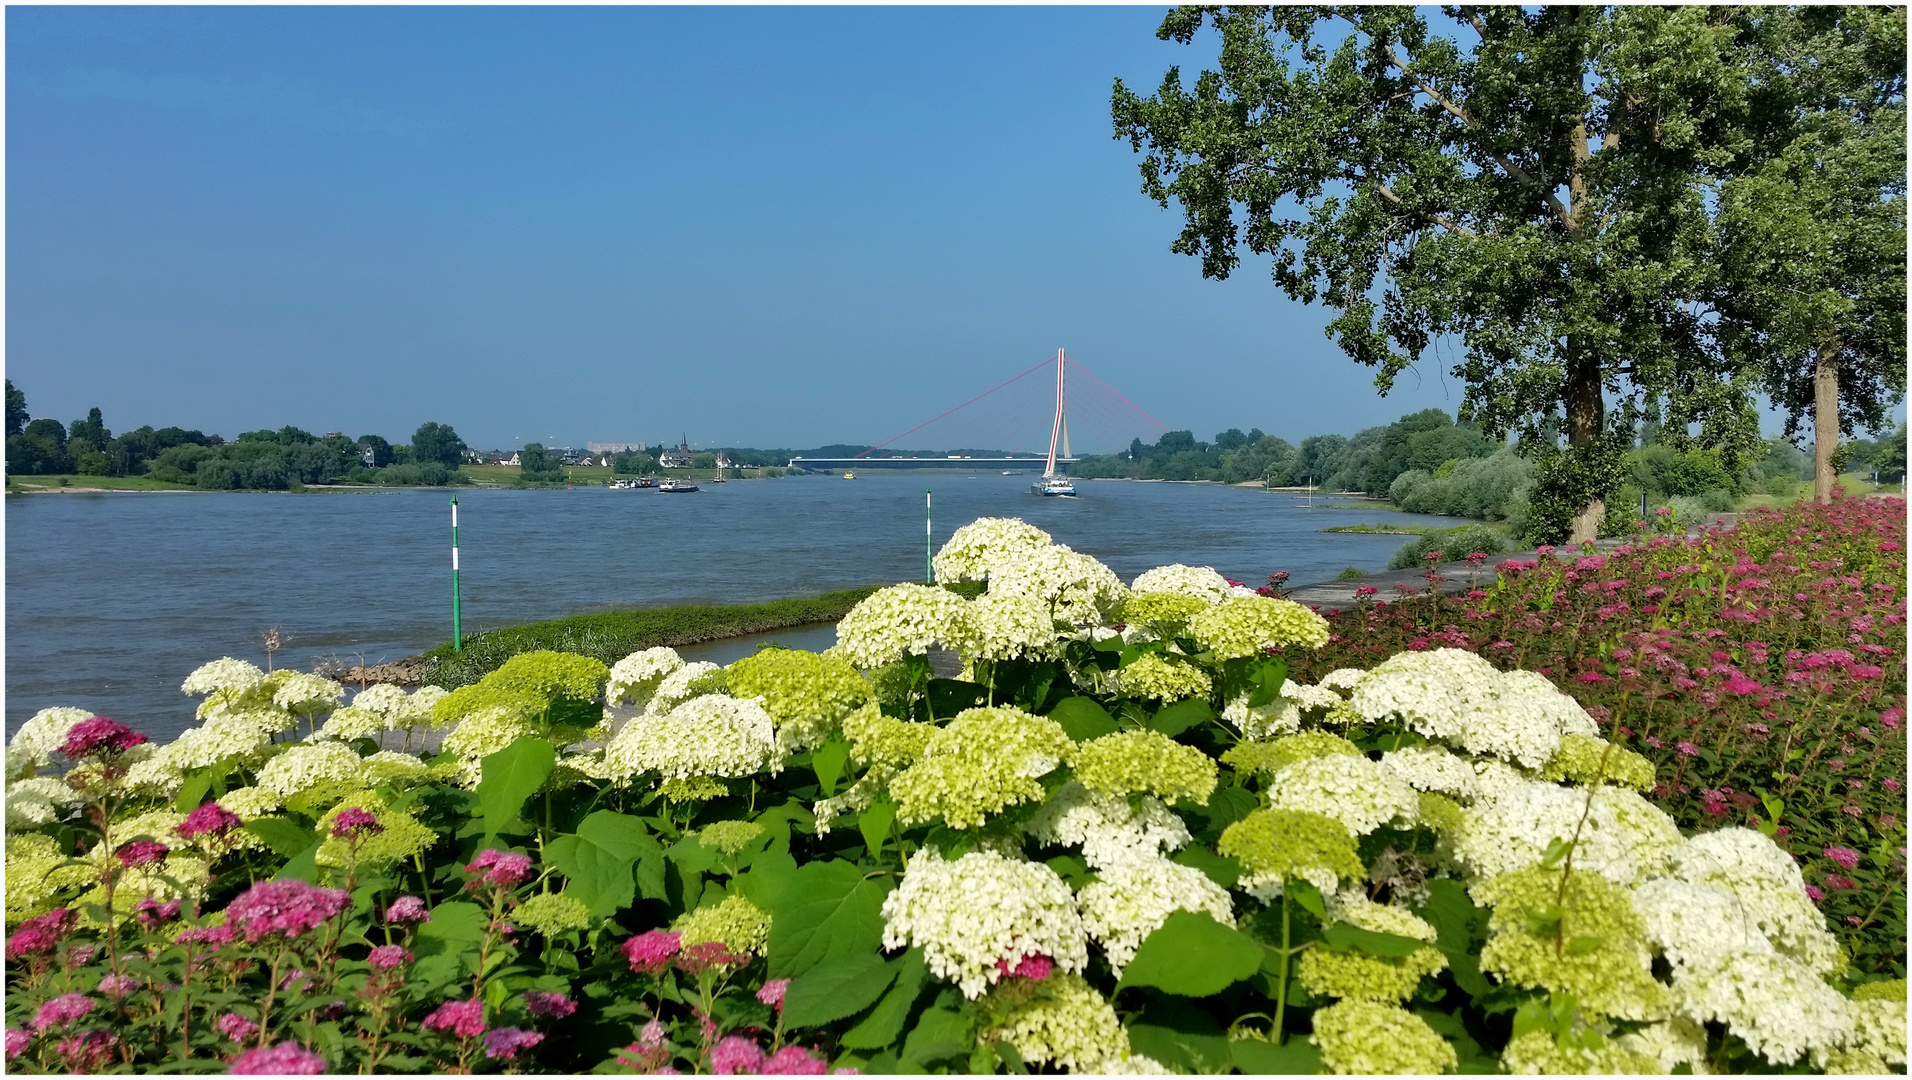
[6,1029,30,1059]
[676,940,747,974]
[522,991,576,1019]
[178,802,245,839]
[114,839,170,868]
[222,879,350,943]
[994,953,1054,981]
[1823,847,1861,870]
[228,1040,328,1074]
[484,1028,545,1061]
[136,897,184,928]
[217,1013,260,1042]
[709,1036,766,1075]
[366,945,412,970]
[623,930,682,974]
[31,994,95,1032]
[1722,674,1763,695]
[96,974,142,999]
[279,969,309,992]
[762,1046,831,1074]
[58,717,148,758]
[1885,778,1903,794]
[175,924,236,948]
[756,978,790,1009]
[330,808,382,839]
[422,999,488,1039]
[55,1031,117,1072]
[1353,585,1379,598]
[384,896,431,924]
[1676,742,1700,758]
[1824,874,1858,891]
[465,849,535,890]
[6,909,75,959]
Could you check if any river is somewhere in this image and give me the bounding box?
[5,473,1467,741]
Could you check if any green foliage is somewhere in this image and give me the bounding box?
[765,861,894,979]
[544,811,665,918]
[474,737,556,842]
[1387,524,1510,571]
[1117,911,1263,996]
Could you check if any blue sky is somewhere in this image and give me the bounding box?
[2,7,1666,452]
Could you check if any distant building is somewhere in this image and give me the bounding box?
[714,454,734,469]
[588,441,646,455]
[659,436,695,469]
[507,452,521,466]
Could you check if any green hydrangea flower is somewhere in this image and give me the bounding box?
[1538,735,1656,791]
[1854,979,1908,1002]
[1475,865,1668,1021]
[1222,732,1361,779]
[1298,944,1448,1003]
[698,820,767,857]
[485,650,610,701]
[726,649,872,751]
[840,701,936,769]
[314,796,438,871]
[1416,791,1465,835]
[1499,1030,1658,1075]
[431,683,546,727]
[1073,729,1217,805]
[674,894,771,956]
[1118,653,1212,702]
[1188,596,1331,660]
[6,833,92,924]
[514,892,594,938]
[889,706,1072,829]
[659,776,730,803]
[1309,1000,1458,1075]
[1118,592,1210,635]
[1217,809,1366,902]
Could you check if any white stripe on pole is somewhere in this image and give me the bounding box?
[452,548,459,570]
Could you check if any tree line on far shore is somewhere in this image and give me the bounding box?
[3,381,468,489]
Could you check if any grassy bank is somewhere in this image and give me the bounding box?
[1321,522,1437,535]
[416,586,887,688]
[6,474,197,492]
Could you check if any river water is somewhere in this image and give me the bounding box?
[5,473,1465,741]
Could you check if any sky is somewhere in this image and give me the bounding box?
[3,6,1813,455]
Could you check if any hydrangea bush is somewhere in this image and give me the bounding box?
[4,514,1903,1074]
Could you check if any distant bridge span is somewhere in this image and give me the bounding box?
[788,456,1076,472]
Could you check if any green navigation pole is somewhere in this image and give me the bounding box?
[925,488,933,583]
[451,496,463,653]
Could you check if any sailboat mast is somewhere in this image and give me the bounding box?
[1045,348,1065,477]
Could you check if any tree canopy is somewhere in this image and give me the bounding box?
[412,421,467,469]
[1112,6,1833,541]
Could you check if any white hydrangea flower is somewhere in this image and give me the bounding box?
[1091,1052,1176,1075]
[1616,1016,1712,1075]
[271,672,346,714]
[1077,856,1235,974]
[1325,893,1440,943]
[1670,827,1842,975]
[603,694,779,783]
[835,584,975,669]
[362,751,431,783]
[1454,781,1681,888]
[255,741,365,798]
[932,517,1056,583]
[218,786,285,817]
[1284,681,1347,715]
[989,546,1128,627]
[1676,949,1854,1066]
[181,658,266,697]
[980,972,1131,1072]
[1455,691,1565,770]
[350,684,412,715]
[1631,877,1773,974]
[880,847,1089,998]
[441,706,540,784]
[1025,781,1192,870]
[145,711,281,776]
[1380,745,1483,802]
[1267,754,1419,836]
[812,767,897,836]
[1129,564,1233,604]
[1317,668,1367,694]
[402,686,450,725]
[607,647,686,708]
[953,592,1058,662]
[123,755,188,798]
[7,707,97,778]
[318,707,387,741]
[1848,996,1908,1068]
[1497,669,1600,736]
[1469,758,1530,803]
[6,776,83,829]
[1221,691,1301,741]
[648,661,723,715]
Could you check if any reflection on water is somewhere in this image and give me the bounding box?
[6,474,1466,740]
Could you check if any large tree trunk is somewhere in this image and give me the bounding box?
[1813,350,1839,504]
[1565,343,1607,544]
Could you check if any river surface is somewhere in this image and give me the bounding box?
[6,473,1466,741]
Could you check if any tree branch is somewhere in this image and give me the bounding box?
[1366,176,1478,238]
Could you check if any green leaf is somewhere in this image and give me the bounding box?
[1286,876,1326,919]
[858,800,896,860]
[992,1041,1028,1075]
[244,816,318,858]
[841,949,929,1050]
[1045,696,1120,741]
[273,840,323,884]
[766,861,894,979]
[926,678,989,717]
[667,835,721,874]
[1044,854,1096,890]
[410,900,488,989]
[733,851,798,910]
[475,737,556,843]
[173,768,216,814]
[1170,846,1240,887]
[812,739,850,797]
[1127,996,1231,1073]
[1148,699,1214,737]
[900,1005,971,1066]
[544,811,663,918]
[1230,1037,1322,1074]
[1117,911,1262,996]
[1416,879,1485,952]
[1318,923,1430,958]
[1244,658,1290,709]
[780,953,897,1029]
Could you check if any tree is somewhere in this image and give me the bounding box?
[1714,7,1906,503]
[412,422,466,469]
[68,407,110,454]
[357,435,394,469]
[5,380,26,438]
[1113,7,1771,542]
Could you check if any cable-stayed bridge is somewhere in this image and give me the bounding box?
[789,350,1168,473]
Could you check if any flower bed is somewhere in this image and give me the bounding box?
[4,511,1905,1074]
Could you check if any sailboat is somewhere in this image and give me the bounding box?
[1030,348,1077,497]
